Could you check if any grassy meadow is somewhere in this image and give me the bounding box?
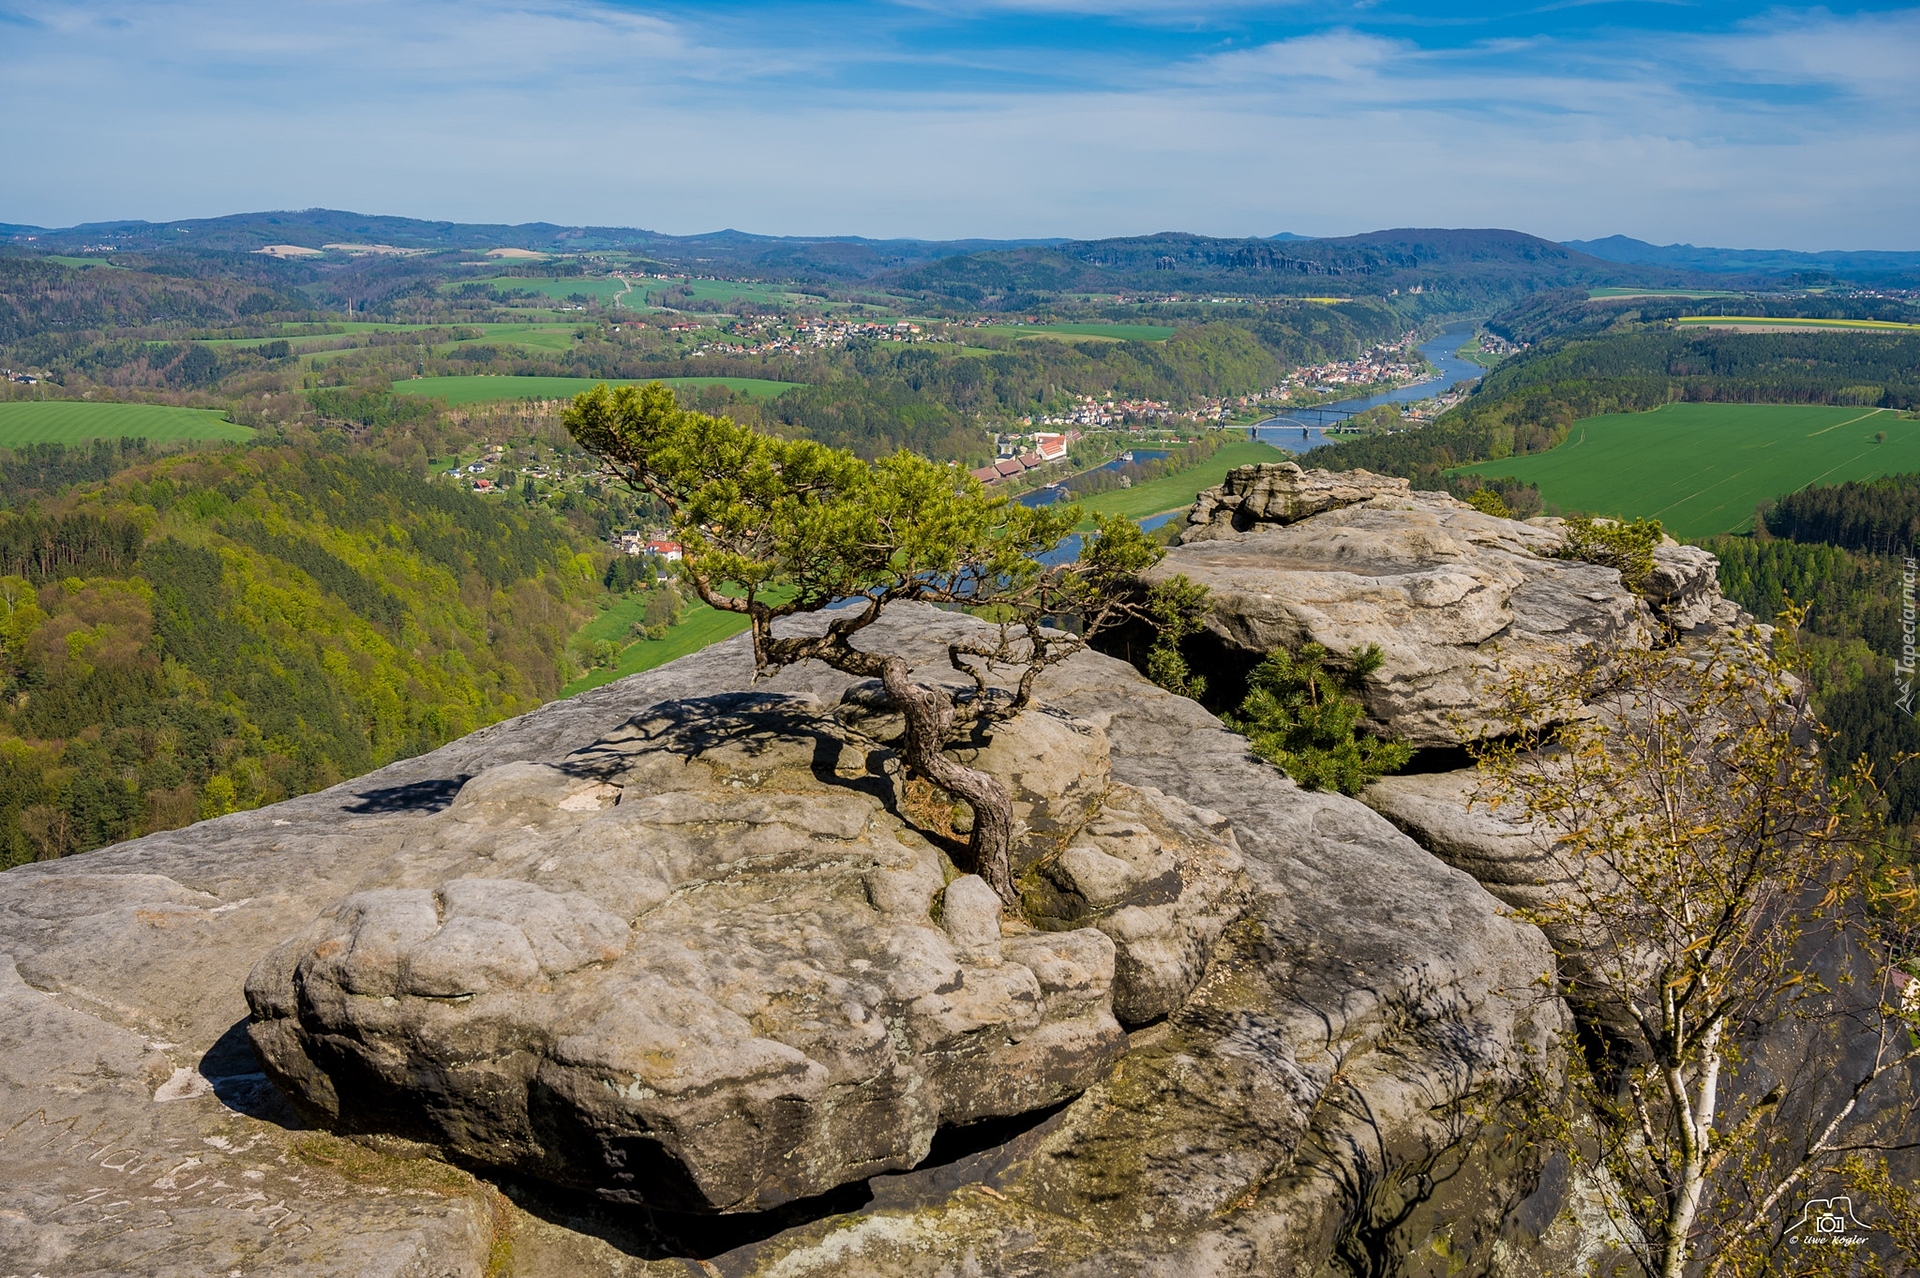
[0,401,252,446]
[1674,316,1920,332]
[1071,438,1286,525]
[1587,288,1743,300]
[1452,402,1920,538]
[394,375,801,406]
[561,603,751,695]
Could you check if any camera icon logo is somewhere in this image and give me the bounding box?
[1789,1197,1868,1245]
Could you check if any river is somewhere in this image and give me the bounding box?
[1247,322,1485,453]
[1019,323,1485,561]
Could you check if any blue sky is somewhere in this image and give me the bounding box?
[3,1,1916,247]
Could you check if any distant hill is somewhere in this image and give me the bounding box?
[1564,235,1920,280]
[885,228,1686,307]
[1,209,1068,282]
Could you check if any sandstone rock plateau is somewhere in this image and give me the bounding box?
[1151,461,1739,745]
[244,694,1246,1213]
[0,601,1565,1277]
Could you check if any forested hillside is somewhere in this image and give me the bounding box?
[888,228,1675,307]
[1488,287,1920,345]
[1705,532,1920,826]
[0,447,598,866]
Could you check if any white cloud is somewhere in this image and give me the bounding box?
[1,0,1916,247]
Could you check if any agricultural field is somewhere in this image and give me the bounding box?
[1452,403,1920,539]
[437,323,583,355]
[1071,438,1286,525]
[645,278,814,307]
[0,401,252,446]
[394,375,801,406]
[977,323,1176,343]
[199,324,591,358]
[1675,316,1920,332]
[45,255,127,270]
[1587,288,1743,300]
[195,323,444,352]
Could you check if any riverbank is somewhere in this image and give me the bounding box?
[1070,437,1285,526]
[1248,323,1488,452]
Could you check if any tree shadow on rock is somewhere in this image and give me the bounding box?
[343,775,472,815]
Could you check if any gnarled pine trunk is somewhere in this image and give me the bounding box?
[878,656,1017,907]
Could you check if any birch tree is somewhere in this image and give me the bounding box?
[1476,616,1920,1276]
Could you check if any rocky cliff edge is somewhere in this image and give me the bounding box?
[0,603,1564,1278]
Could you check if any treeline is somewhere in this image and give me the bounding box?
[1759,474,1920,555]
[0,448,599,867]
[1703,535,1920,825]
[0,437,174,507]
[0,510,145,579]
[0,258,304,345]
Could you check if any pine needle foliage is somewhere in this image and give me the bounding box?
[1559,514,1665,590]
[1229,642,1410,794]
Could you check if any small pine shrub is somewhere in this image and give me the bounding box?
[1228,642,1411,794]
[1559,515,1664,591]
[1144,573,1211,700]
[1464,488,1513,519]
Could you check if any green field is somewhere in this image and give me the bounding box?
[438,323,583,355]
[198,321,589,359]
[0,401,252,446]
[1070,438,1287,525]
[46,255,127,271]
[197,328,436,352]
[979,323,1176,343]
[1674,316,1920,332]
[1453,334,1501,369]
[562,603,752,695]
[1452,403,1920,539]
[1587,288,1743,300]
[394,375,802,406]
[649,278,810,307]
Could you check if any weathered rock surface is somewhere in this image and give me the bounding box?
[1149,486,1660,745]
[0,605,1565,1277]
[244,694,1243,1212]
[1644,540,1739,633]
[1180,460,1411,542]
[1361,769,1561,916]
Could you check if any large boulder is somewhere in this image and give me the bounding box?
[0,604,1566,1276]
[1148,487,1656,745]
[1179,460,1411,542]
[244,694,1244,1213]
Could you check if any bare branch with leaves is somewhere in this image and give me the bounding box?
[1474,610,1920,1277]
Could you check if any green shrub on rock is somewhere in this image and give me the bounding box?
[1559,514,1664,590]
[1229,642,1410,794]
